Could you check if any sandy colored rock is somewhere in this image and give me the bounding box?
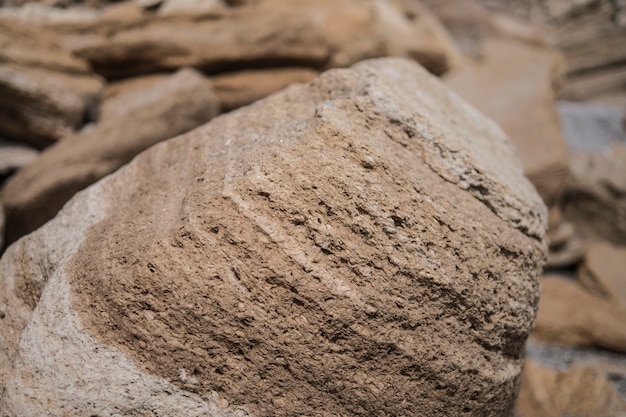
[445,38,569,207]
[578,242,626,308]
[516,360,626,417]
[1,68,219,247]
[0,17,104,148]
[55,0,457,79]
[211,68,319,112]
[533,275,626,352]
[0,58,546,416]
[0,139,39,179]
[561,144,626,245]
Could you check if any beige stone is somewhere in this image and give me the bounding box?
[561,144,626,245]
[54,0,457,78]
[0,139,39,178]
[516,360,626,417]
[533,275,626,352]
[445,38,569,207]
[0,17,103,148]
[1,68,219,247]
[211,68,319,112]
[0,58,546,416]
[578,242,626,308]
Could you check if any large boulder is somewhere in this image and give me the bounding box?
[0,17,104,148]
[0,58,547,416]
[0,68,219,247]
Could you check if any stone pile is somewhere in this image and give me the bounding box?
[0,0,625,416]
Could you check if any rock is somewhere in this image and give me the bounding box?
[0,3,100,25]
[0,58,547,416]
[0,18,104,148]
[561,144,626,245]
[545,233,586,269]
[552,0,626,114]
[532,275,626,352]
[211,68,319,112]
[558,101,626,152]
[578,242,626,308]
[0,139,39,180]
[516,360,626,417]
[0,68,219,247]
[445,38,569,207]
[158,0,225,15]
[56,0,457,79]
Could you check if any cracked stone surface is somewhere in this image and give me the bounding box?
[0,57,547,416]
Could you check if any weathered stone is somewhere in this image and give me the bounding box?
[0,17,104,148]
[0,139,39,179]
[561,144,626,245]
[211,68,319,112]
[1,68,219,247]
[55,0,457,78]
[551,0,626,114]
[516,360,626,417]
[0,58,546,416]
[578,242,626,308]
[445,38,569,207]
[158,0,225,15]
[533,275,626,352]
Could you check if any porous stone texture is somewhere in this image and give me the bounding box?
[0,17,104,148]
[0,67,219,247]
[0,58,547,416]
[445,37,569,207]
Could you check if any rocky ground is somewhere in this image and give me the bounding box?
[0,0,625,416]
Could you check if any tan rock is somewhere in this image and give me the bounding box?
[561,144,626,245]
[445,38,569,207]
[1,68,219,247]
[0,18,104,148]
[0,139,39,178]
[552,1,626,112]
[516,360,626,417]
[578,242,626,308]
[533,275,626,352]
[211,68,319,112]
[0,58,547,416]
[55,0,457,78]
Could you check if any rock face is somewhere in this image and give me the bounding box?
[0,67,219,247]
[0,58,547,416]
[0,17,104,148]
[0,139,39,179]
[445,38,569,207]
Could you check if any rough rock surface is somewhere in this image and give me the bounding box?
[54,0,457,79]
[533,275,626,352]
[0,58,547,416]
[0,17,104,148]
[445,38,569,207]
[578,242,626,308]
[561,144,626,245]
[0,67,219,247]
[516,360,626,417]
[558,101,626,152]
